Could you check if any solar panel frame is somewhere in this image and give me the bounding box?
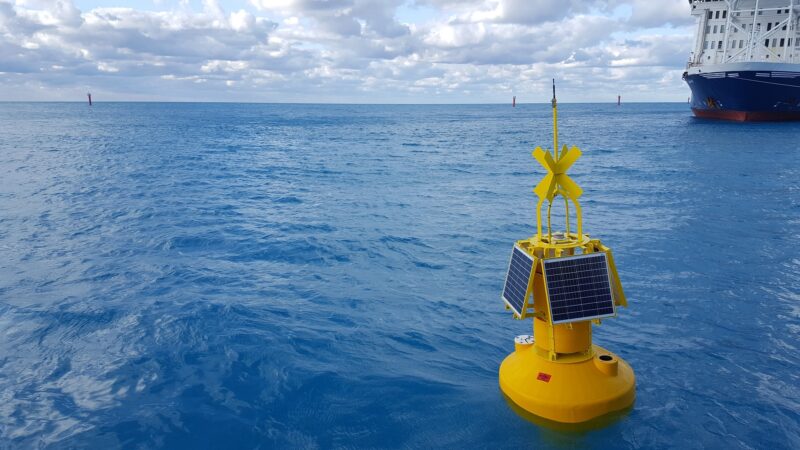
[542,252,616,324]
[501,245,537,317]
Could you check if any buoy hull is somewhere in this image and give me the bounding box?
[499,344,635,424]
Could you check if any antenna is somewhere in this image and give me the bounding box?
[551,79,558,161]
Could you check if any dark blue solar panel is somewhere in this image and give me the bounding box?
[502,246,535,316]
[543,253,615,324]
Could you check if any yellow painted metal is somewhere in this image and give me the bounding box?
[498,81,634,425]
[533,319,592,356]
[533,146,583,201]
[502,395,633,433]
[499,344,635,424]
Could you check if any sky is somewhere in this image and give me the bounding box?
[0,0,696,102]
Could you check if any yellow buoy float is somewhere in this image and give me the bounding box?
[498,80,635,424]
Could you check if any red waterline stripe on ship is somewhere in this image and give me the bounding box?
[692,108,800,121]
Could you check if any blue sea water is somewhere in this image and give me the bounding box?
[0,102,798,449]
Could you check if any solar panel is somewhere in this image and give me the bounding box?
[542,253,615,324]
[502,245,536,317]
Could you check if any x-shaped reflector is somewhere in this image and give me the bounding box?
[533,145,583,201]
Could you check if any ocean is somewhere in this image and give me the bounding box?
[0,102,798,449]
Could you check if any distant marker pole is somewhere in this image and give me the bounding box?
[87,92,92,106]
[618,95,621,106]
[513,96,516,107]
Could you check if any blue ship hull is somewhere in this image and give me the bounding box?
[684,69,800,121]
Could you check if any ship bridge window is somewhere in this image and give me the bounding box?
[781,38,785,47]
[767,23,772,31]
[720,25,725,33]
[773,38,778,47]
[739,40,744,48]
[766,39,770,47]
[715,10,720,19]
[706,25,711,33]
[722,10,727,19]
[708,10,713,19]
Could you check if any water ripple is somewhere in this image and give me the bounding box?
[0,103,798,448]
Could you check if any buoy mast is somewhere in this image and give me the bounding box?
[551,80,557,158]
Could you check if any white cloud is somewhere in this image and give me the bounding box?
[623,0,693,28]
[0,0,696,102]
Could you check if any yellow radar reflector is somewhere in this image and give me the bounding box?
[532,146,583,201]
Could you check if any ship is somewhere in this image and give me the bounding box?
[684,0,800,121]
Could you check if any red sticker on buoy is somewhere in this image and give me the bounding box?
[537,372,552,382]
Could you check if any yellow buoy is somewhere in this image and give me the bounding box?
[498,80,635,424]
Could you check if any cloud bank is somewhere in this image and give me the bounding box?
[0,0,695,102]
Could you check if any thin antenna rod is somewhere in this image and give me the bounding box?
[551,79,558,161]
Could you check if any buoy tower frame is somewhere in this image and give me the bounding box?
[498,80,635,424]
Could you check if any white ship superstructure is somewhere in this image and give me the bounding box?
[684,0,800,120]
[689,0,800,66]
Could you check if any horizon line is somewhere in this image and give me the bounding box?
[0,100,689,105]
